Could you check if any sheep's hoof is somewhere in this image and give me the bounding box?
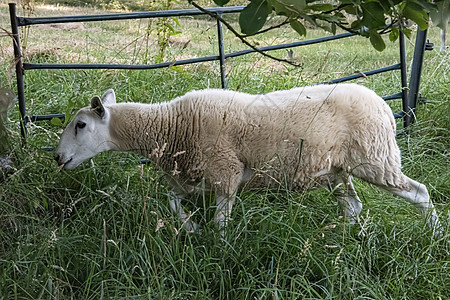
[183,220,200,234]
[0,155,14,182]
[343,215,360,225]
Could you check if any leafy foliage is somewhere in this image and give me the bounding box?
[153,0,182,63]
[239,0,271,35]
[213,0,449,51]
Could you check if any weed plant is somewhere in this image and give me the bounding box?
[0,2,449,299]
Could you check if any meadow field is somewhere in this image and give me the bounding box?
[0,1,449,299]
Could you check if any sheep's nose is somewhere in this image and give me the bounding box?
[54,154,61,164]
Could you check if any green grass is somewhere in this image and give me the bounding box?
[0,2,449,299]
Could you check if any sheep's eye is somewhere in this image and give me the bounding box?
[76,121,86,129]
[75,121,86,135]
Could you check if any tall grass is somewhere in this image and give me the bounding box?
[0,3,449,299]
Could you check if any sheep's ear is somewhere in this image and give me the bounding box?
[101,89,116,106]
[91,96,106,118]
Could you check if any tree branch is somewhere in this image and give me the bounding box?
[189,1,302,67]
[323,3,352,14]
[332,21,360,35]
[241,20,290,38]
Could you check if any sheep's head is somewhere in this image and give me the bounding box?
[55,89,116,170]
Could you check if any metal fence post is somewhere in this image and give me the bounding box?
[407,29,428,125]
[216,12,227,89]
[399,31,409,128]
[9,3,27,141]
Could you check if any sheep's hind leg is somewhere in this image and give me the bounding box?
[169,194,199,233]
[378,176,442,236]
[333,176,363,224]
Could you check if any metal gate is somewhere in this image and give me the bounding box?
[8,3,430,140]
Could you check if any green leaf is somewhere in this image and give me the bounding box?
[369,30,386,51]
[400,27,412,39]
[331,23,337,35]
[389,26,399,42]
[270,0,293,16]
[213,0,230,6]
[270,3,287,16]
[350,19,362,30]
[361,1,386,29]
[289,19,306,36]
[51,117,63,126]
[239,0,270,35]
[170,16,180,26]
[303,15,318,28]
[277,0,306,12]
[316,20,333,33]
[317,13,343,23]
[410,0,437,11]
[269,0,306,17]
[402,2,429,30]
[343,5,358,15]
[307,3,333,11]
[387,0,403,5]
[378,0,396,12]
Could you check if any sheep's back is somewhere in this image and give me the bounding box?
[169,84,399,189]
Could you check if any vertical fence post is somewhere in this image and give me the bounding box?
[407,29,428,125]
[399,31,409,129]
[9,3,27,141]
[216,12,227,89]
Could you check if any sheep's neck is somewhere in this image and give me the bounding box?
[109,103,172,159]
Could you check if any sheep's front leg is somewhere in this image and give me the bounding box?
[333,176,363,224]
[214,193,237,233]
[208,152,244,236]
[169,193,198,233]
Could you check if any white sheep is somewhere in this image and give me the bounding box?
[55,84,442,235]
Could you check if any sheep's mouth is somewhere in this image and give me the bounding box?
[58,158,73,170]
